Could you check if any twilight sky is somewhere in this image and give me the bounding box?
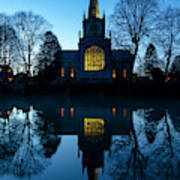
[0,0,118,49]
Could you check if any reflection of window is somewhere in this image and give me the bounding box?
[84,46,105,71]
[70,68,75,78]
[61,67,65,78]
[112,69,116,79]
[123,108,127,117]
[61,108,65,117]
[70,107,74,117]
[112,107,116,116]
[123,68,127,79]
[84,118,104,136]
[7,77,14,82]
[7,110,11,116]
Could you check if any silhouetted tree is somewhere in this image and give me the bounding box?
[110,0,158,70]
[36,31,61,71]
[0,14,18,67]
[12,11,50,76]
[170,55,180,79]
[143,44,163,77]
[154,6,180,74]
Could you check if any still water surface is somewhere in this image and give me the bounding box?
[0,94,179,180]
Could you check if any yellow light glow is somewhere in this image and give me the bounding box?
[123,68,127,79]
[70,107,74,117]
[70,68,75,78]
[84,118,104,136]
[112,69,116,79]
[7,110,11,116]
[123,108,127,117]
[0,68,2,72]
[0,112,2,116]
[112,107,116,116]
[165,76,170,83]
[84,46,105,71]
[7,69,12,73]
[61,108,65,117]
[61,67,65,78]
[7,77,14,82]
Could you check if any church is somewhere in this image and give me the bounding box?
[59,0,133,84]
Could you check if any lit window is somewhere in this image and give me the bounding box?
[61,108,65,117]
[112,69,116,79]
[123,68,127,79]
[164,76,170,83]
[84,45,105,71]
[112,107,116,116]
[123,108,127,117]
[7,69,12,73]
[70,68,75,78]
[7,77,14,82]
[70,107,74,117]
[84,118,104,136]
[7,110,11,116]
[0,112,2,116]
[61,67,65,78]
[0,67,2,72]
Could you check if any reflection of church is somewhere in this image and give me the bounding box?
[59,0,133,84]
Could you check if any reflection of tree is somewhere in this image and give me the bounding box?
[0,107,60,178]
[108,108,180,180]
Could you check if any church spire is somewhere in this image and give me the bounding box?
[88,0,100,19]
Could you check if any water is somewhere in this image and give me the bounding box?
[0,94,179,180]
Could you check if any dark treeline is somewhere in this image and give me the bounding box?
[0,0,180,86]
[110,0,180,80]
[0,11,62,79]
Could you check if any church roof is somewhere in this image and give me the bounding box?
[61,50,80,67]
[112,50,133,62]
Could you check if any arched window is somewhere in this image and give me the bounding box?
[84,46,105,71]
[112,69,116,79]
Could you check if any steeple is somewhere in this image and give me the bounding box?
[88,0,100,19]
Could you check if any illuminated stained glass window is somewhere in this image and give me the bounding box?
[84,118,104,136]
[84,46,105,71]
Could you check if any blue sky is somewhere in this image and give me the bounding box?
[0,0,118,49]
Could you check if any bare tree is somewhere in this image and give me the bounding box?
[0,14,18,66]
[155,6,180,74]
[12,12,50,76]
[110,0,158,71]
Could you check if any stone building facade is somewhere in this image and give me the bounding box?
[59,0,133,84]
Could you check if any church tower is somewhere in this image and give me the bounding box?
[83,0,105,38]
[78,0,111,79]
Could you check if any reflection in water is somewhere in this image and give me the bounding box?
[0,97,179,180]
[0,107,60,178]
[109,108,180,180]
